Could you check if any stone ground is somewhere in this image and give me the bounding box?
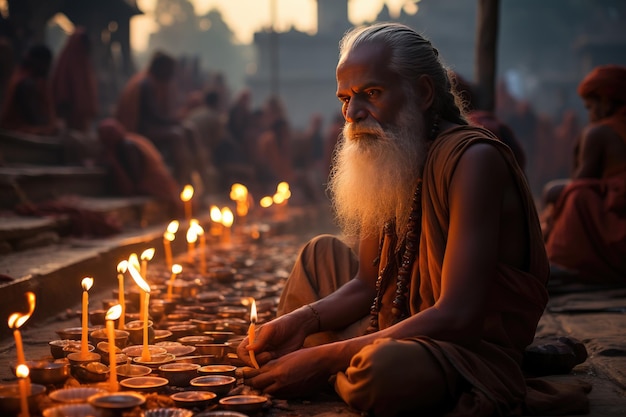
[0,206,624,416]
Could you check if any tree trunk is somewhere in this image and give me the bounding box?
[474,0,500,112]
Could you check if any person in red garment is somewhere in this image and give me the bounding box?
[237,23,590,416]
[544,65,626,284]
[50,27,98,133]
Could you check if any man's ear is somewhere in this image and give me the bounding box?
[415,75,435,111]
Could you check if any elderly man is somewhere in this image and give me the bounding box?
[544,65,626,284]
[238,23,589,416]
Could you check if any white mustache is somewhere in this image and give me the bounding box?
[344,120,385,139]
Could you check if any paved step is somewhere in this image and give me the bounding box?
[0,128,65,165]
[0,165,109,209]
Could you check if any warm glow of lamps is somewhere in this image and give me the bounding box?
[80,277,94,359]
[167,264,183,300]
[7,292,36,366]
[210,205,223,237]
[167,220,180,234]
[128,265,151,362]
[116,261,128,330]
[139,248,155,320]
[260,196,273,208]
[221,207,234,246]
[16,363,29,417]
[105,305,122,392]
[186,226,198,263]
[180,184,194,222]
[247,299,259,369]
[191,221,206,274]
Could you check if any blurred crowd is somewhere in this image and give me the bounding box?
[0,27,624,285]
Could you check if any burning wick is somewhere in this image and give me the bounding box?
[116,261,128,330]
[247,300,260,369]
[80,277,94,359]
[105,304,122,392]
[7,292,36,366]
[180,184,194,222]
[128,265,152,362]
[16,363,29,417]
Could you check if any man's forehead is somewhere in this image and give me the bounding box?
[337,42,390,70]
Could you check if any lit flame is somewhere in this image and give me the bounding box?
[260,196,273,208]
[186,227,198,243]
[140,248,155,261]
[128,264,150,293]
[164,231,176,242]
[7,292,36,329]
[210,205,222,223]
[250,299,257,324]
[117,260,128,273]
[81,277,94,291]
[105,304,123,321]
[15,363,29,379]
[230,183,248,201]
[221,207,234,228]
[172,264,183,274]
[128,253,140,270]
[180,184,194,202]
[277,182,290,194]
[166,220,180,234]
[191,222,204,236]
[273,192,285,205]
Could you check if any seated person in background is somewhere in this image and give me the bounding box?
[115,51,197,186]
[236,22,589,416]
[543,65,626,284]
[97,118,183,217]
[50,27,98,134]
[453,72,527,171]
[0,44,59,136]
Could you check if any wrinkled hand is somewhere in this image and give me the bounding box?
[244,346,332,398]
[236,313,309,367]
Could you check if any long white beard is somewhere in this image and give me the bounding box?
[327,102,428,238]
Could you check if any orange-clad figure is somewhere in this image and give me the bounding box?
[0,44,59,135]
[50,27,98,133]
[97,118,183,217]
[236,23,590,417]
[544,65,626,284]
[115,51,195,186]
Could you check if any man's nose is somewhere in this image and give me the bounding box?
[344,99,368,123]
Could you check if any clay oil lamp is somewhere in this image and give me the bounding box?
[48,387,106,404]
[219,395,269,414]
[189,375,236,396]
[158,363,201,387]
[144,408,194,417]
[170,390,217,410]
[42,403,98,417]
[197,364,237,378]
[88,391,146,415]
[119,376,169,393]
[0,380,46,417]
[12,360,70,386]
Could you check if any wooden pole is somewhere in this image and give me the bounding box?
[474,0,500,112]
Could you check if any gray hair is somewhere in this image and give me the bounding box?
[339,22,467,126]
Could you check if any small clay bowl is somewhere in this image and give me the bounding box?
[189,375,236,396]
[132,353,176,368]
[216,306,248,319]
[66,351,101,367]
[0,383,46,416]
[116,363,152,381]
[90,329,129,350]
[72,361,109,384]
[56,326,99,341]
[124,320,155,345]
[178,335,213,346]
[194,343,229,360]
[88,391,146,413]
[162,344,196,357]
[173,355,217,366]
[170,391,217,409]
[154,329,174,343]
[62,341,95,357]
[122,345,167,358]
[158,363,201,386]
[143,408,194,417]
[119,376,169,393]
[197,364,237,378]
[42,403,98,417]
[151,298,178,315]
[49,340,77,359]
[14,360,70,385]
[202,331,235,344]
[168,324,198,339]
[219,395,268,414]
[194,411,247,417]
[208,267,236,283]
[49,387,106,404]
[88,309,108,326]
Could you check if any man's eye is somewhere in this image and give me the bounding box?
[367,90,380,98]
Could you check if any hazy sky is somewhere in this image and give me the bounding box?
[132,0,418,50]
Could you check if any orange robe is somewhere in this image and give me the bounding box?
[546,114,626,284]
